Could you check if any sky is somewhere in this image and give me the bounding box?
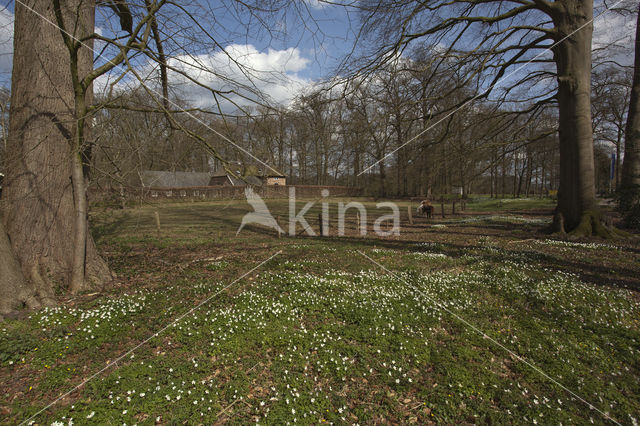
[0,1,359,101]
[0,1,636,110]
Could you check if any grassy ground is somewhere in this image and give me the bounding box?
[1,196,639,425]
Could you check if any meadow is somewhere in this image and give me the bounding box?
[1,196,639,425]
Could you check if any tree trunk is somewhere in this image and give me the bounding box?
[501,148,507,197]
[525,155,532,196]
[621,4,640,193]
[615,129,621,188]
[489,154,496,198]
[378,160,387,198]
[513,153,518,197]
[541,147,547,196]
[551,0,601,234]
[0,217,43,316]
[1,0,111,312]
[516,157,526,198]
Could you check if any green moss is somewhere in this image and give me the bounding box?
[569,209,628,239]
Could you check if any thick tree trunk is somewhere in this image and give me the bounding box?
[551,0,600,234]
[1,0,110,312]
[0,217,44,316]
[621,4,640,192]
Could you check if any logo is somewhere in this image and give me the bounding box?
[236,187,285,235]
[237,187,400,237]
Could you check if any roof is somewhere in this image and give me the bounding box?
[222,175,263,186]
[211,169,241,178]
[140,171,211,188]
[209,170,263,186]
[244,176,263,186]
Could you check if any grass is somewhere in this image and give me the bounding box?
[1,196,639,425]
[465,196,556,212]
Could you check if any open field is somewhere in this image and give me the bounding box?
[1,197,639,425]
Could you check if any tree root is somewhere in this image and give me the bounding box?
[549,210,629,239]
[551,211,566,235]
[29,262,57,307]
[1,222,44,318]
[568,210,629,239]
[0,265,49,319]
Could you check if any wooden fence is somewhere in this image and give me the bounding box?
[95,185,363,204]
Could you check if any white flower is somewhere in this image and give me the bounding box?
[86,412,95,419]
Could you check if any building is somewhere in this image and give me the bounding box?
[138,169,286,189]
[208,169,263,187]
[262,174,286,186]
[140,171,211,188]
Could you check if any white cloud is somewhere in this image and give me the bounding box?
[0,15,308,106]
[93,44,314,112]
[163,44,312,108]
[304,0,330,9]
[592,8,636,65]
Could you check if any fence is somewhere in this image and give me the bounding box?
[95,185,363,204]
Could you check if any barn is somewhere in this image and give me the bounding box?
[208,170,263,186]
[140,171,211,189]
[262,174,286,186]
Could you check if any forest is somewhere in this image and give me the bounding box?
[88,56,630,199]
[0,1,639,424]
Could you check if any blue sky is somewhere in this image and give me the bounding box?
[0,1,358,97]
[0,0,636,109]
[89,1,359,108]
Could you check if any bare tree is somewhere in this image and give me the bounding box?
[0,0,307,316]
[620,3,640,211]
[347,0,629,235]
[592,66,631,189]
[2,0,108,314]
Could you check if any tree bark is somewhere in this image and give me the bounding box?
[621,4,640,192]
[501,148,507,196]
[378,160,387,197]
[1,0,111,312]
[551,0,599,233]
[0,217,43,317]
